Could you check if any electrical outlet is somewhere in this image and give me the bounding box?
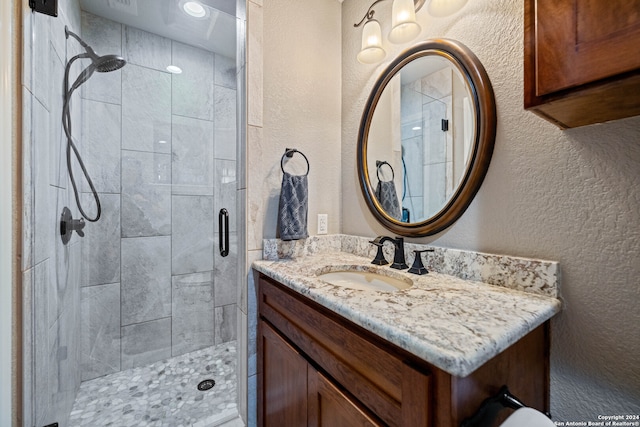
[317,214,328,235]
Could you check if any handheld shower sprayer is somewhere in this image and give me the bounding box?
[60,26,126,240]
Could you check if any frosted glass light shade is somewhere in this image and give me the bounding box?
[357,20,386,64]
[427,0,468,17]
[388,0,421,44]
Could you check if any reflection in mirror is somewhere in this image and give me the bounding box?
[368,55,475,224]
[357,39,496,237]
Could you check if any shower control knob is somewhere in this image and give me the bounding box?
[60,207,86,244]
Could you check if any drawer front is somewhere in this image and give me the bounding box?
[259,275,431,426]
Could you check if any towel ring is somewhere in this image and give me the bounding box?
[376,160,394,182]
[281,148,310,176]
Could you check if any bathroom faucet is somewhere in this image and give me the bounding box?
[372,236,408,270]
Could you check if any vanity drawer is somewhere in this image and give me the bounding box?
[258,274,431,426]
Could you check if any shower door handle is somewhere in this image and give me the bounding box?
[219,208,229,257]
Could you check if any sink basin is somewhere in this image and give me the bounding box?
[316,270,412,292]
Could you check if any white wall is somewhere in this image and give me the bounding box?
[245,0,342,424]
[342,0,640,419]
[251,0,342,246]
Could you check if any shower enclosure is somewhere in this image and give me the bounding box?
[22,0,246,425]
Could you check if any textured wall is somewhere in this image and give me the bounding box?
[342,0,640,419]
[244,0,342,424]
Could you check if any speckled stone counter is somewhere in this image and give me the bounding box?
[253,235,562,378]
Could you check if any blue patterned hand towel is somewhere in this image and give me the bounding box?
[375,180,402,220]
[278,172,309,240]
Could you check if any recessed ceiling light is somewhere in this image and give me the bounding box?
[412,126,422,131]
[183,1,206,18]
[166,65,183,74]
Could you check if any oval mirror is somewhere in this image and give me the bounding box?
[357,39,496,236]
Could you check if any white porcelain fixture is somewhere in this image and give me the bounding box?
[317,270,412,292]
[499,408,555,427]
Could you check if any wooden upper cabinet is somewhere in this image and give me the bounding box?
[524,0,640,128]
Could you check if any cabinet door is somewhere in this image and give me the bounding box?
[534,0,640,95]
[259,321,308,427]
[308,368,384,427]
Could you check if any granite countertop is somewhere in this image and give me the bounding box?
[253,250,562,378]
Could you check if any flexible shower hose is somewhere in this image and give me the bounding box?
[62,54,101,222]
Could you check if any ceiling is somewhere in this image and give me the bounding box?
[79,0,237,58]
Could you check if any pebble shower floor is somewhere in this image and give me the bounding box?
[69,342,240,427]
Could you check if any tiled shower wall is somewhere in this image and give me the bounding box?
[400,68,453,220]
[78,12,238,381]
[21,1,84,426]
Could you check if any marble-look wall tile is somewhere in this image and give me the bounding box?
[172,115,214,195]
[171,272,214,357]
[215,304,237,344]
[34,260,50,425]
[172,42,214,121]
[121,150,171,237]
[22,88,34,271]
[123,26,171,71]
[215,232,238,307]
[237,306,247,423]
[51,297,82,426]
[247,374,257,427]
[215,159,237,234]
[50,48,67,190]
[171,196,214,275]
[122,64,171,154]
[421,67,452,100]
[247,0,263,127]
[121,317,172,370]
[81,283,121,380]
[247,268,259,377]
[80,12,122,105]
[403,135,423,197]
[236,64,247,190]
[22,268,34,427]
[81,194,120,286]
[32,14,51,110]
[424,162,447,217]
[215,54,237,89]
[121,236,171,325]
[81,100,121,193]
[214,85,237,161]
[423,99,447,164]
[33,98,53,265]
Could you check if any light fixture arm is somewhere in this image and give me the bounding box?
[354,0,426,27]
[354,0,388,28]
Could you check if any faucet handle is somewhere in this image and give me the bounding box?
[368,241,389,266]
[408,249,434,275]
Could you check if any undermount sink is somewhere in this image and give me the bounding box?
[316,269,412,292]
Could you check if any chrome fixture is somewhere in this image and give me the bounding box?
[371,236,408,269]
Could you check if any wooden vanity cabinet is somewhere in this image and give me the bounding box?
[257,274,550,427]
[524,0,640,128]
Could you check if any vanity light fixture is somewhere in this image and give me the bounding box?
[355,0,424,64]
[355,0,469,64]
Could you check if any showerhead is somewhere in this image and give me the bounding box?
[65,26,126,73]
[93,54,127,73]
